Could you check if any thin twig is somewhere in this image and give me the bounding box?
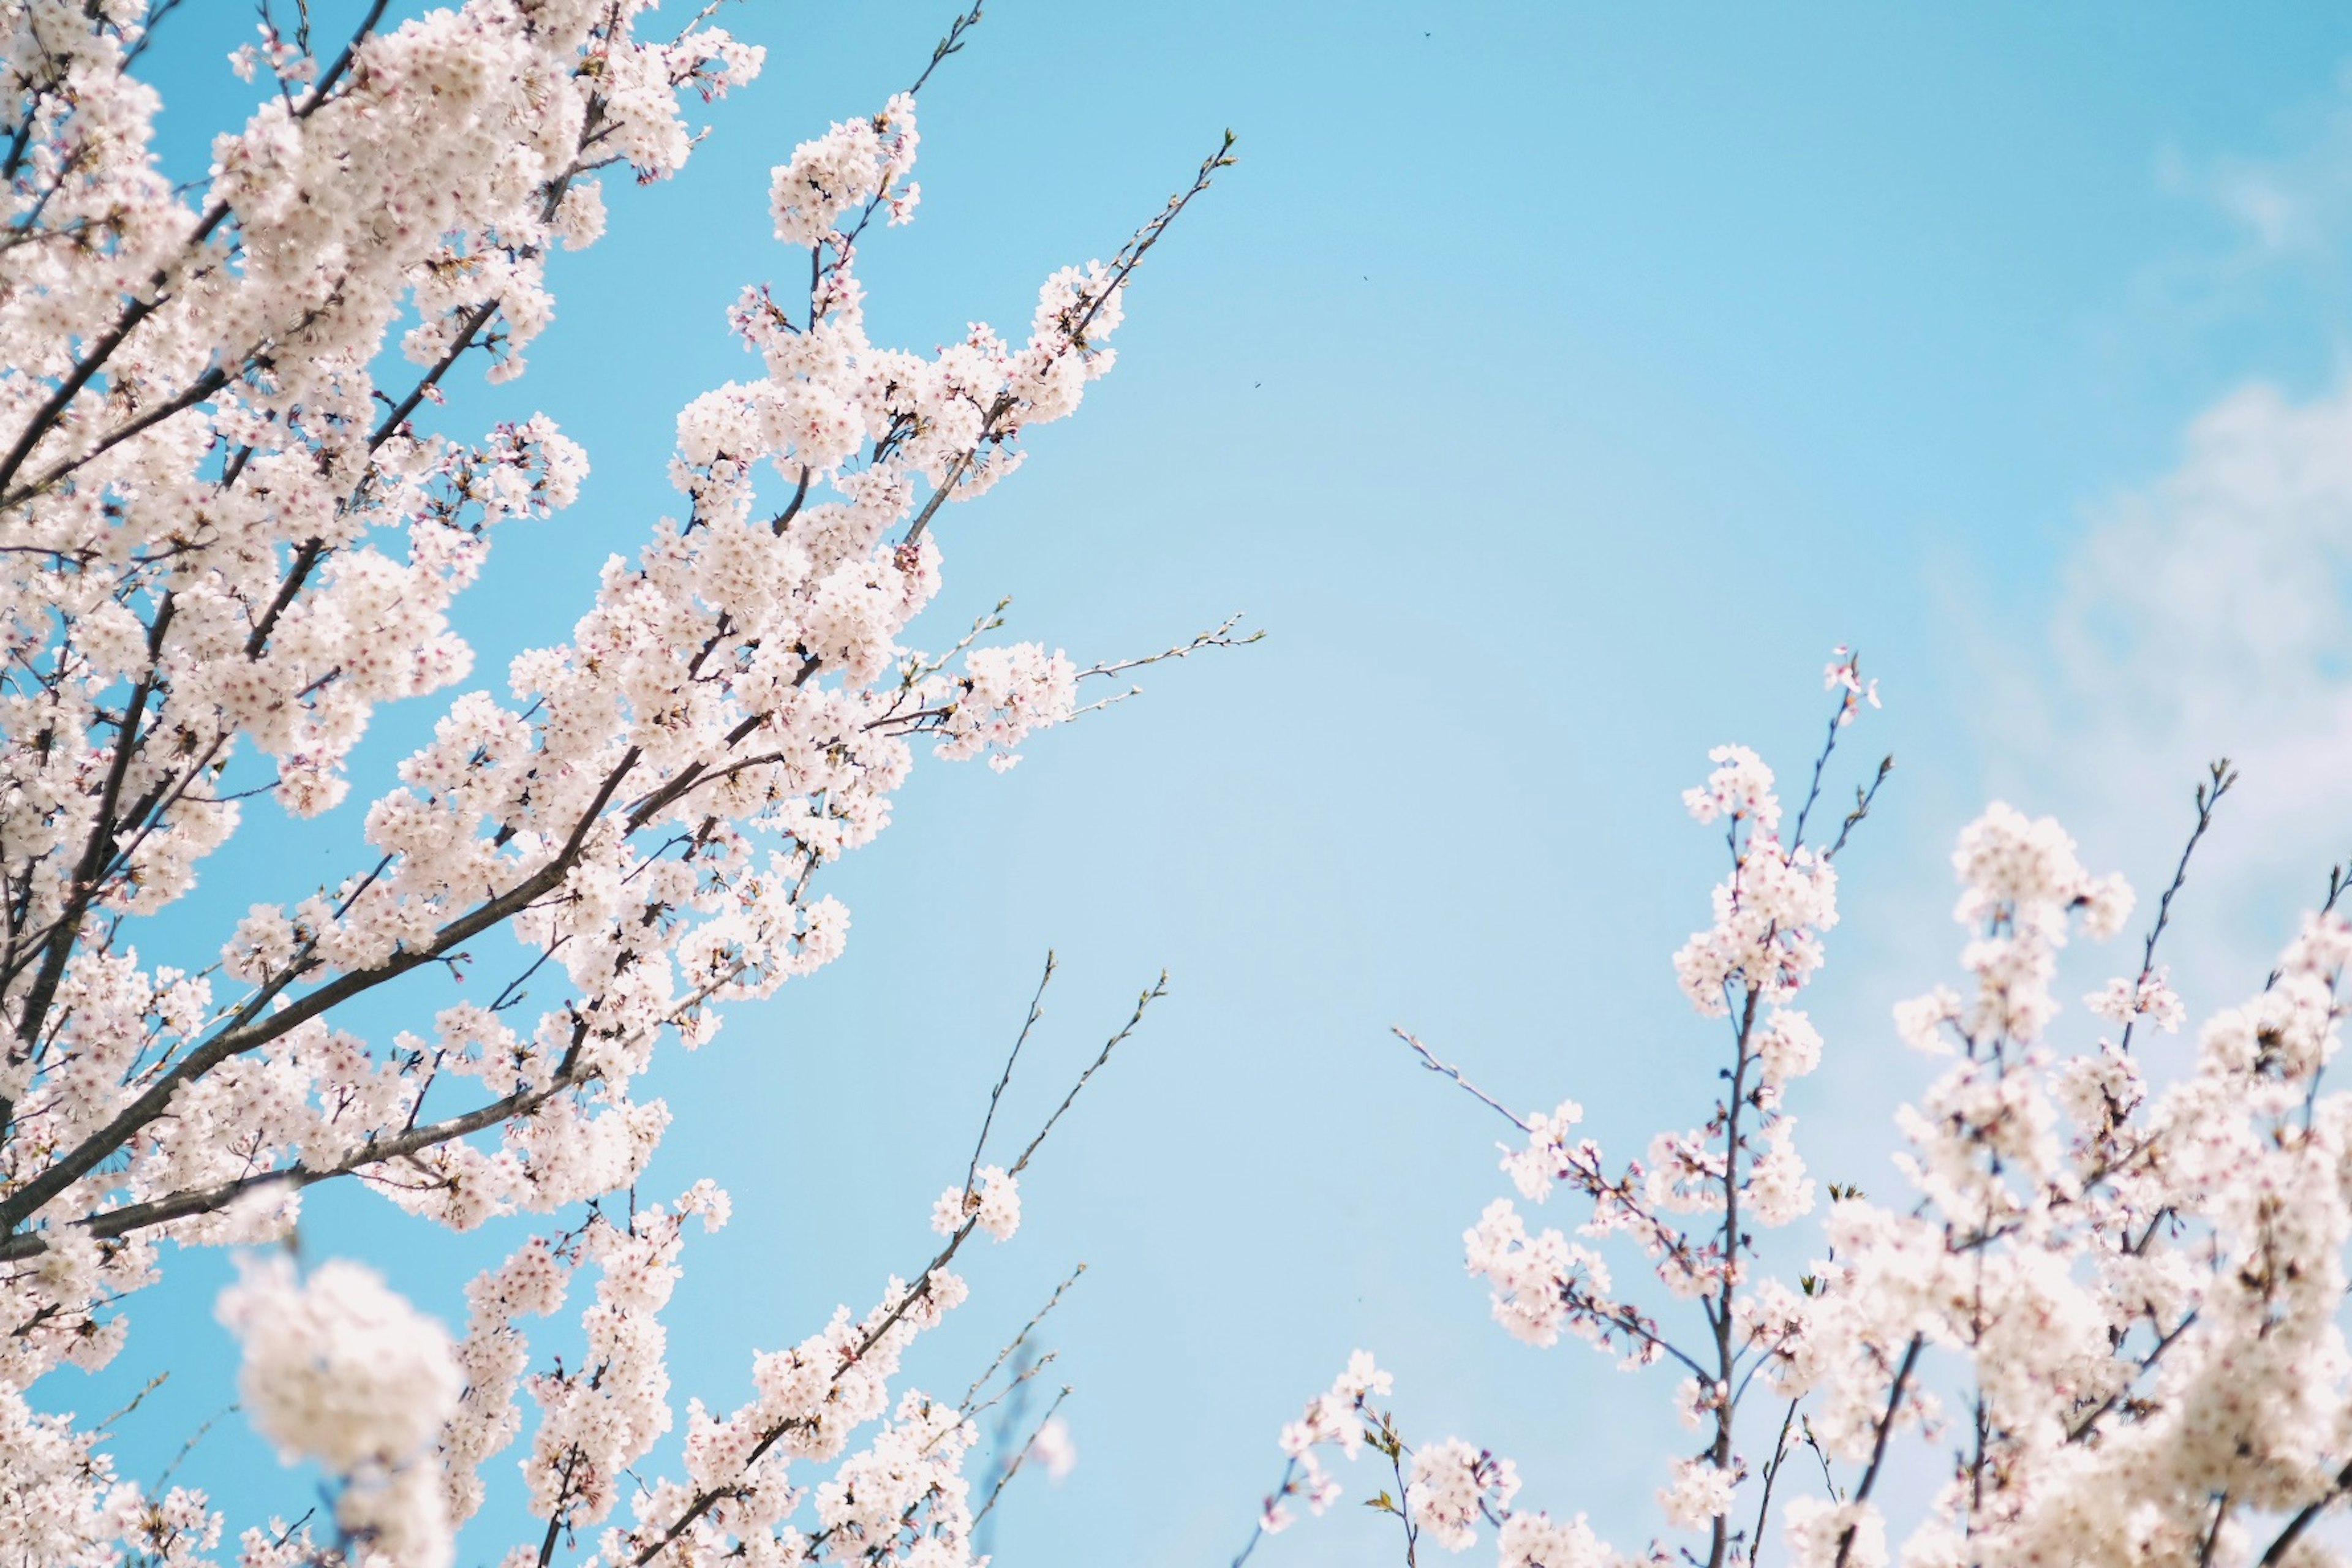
[1006,973,1167,1180]
[2124,760,2235,1052]
[155,1403,237,1489]
[963,1261,1086,1412]
[1744,1395,1803,1568]
[966,952,1055,1196]
[1393,1028,1528,1132]
[971,1383,1071,1538]
[1831,1336,1923,1568]
[1077,613,1260,681]
[96,1372,165,1430]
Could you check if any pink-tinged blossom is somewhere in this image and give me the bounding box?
[1657,1457,1737,1531]
[1495,1510,1611,1568]
[1822,644,1881,726]
[1893,984,1963,1055]
[216,1259,458,1476]
[770,93,920,249]
[442,1237,574,1529]
[1783,1499,1887,1568]
[810,1390,979,1561]
[1754,1009,1823,1085]
[1265,1352,1393,1526]
[930,1166,1020,1241]
[1466,1198,1599,1349]
[1671,747,1840,1017]
[216,1258,461,1568]
[2085,967,2188,1033]
[1935,802,2134,1047]
[1408,1438,1519,1553]
[933,644,1079,772]
[1027,1415,1076,1482]
[1681,744,1782,832]
[1744,1121,1815,1227]
[1498,1099,1587,1202]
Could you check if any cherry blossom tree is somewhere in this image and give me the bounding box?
[28,4,2352,1568]
[0,2,1237,1562]
[1240,651,2352,1568]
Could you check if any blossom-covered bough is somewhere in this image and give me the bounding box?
[1247,650,2352,1568]
[0,1,1238,1562]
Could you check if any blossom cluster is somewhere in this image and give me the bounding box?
[1264,1351,1394,1531]
[1240,1353,1613,1567]
[1672,746,1841,1013]
[217,1259,462,1567]
[1253,662,2352,1568]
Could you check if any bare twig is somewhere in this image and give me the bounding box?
[1078,613,1260,681]
[1393,1028,1529,1132]
[963,1261,1087,1412]
[966,952,1055,1197]
[1006,973,1166,1180]
[970,1382,1071,1545]
[2125,760,2234,1051]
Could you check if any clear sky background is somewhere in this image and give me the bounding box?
[64,2,2352,1563]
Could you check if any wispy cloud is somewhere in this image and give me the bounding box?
[2119,67,2352,374]
[2160,63,2352,263]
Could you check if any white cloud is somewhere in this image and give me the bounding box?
[2058,381,2352,734]
[1981,379,2352,992]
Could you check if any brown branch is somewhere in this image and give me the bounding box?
[294,0,391,118]
[0,1061,578,1260]
[4,595,176,1088]
[2122,760,2234,1053]
[0,826,582,1232]
[2,670,809,1235]
[0,960,749,1261]
[0,366,231,511]
[2261,1457,2352,1565]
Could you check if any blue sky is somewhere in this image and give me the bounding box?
[74,2,2352,1562]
